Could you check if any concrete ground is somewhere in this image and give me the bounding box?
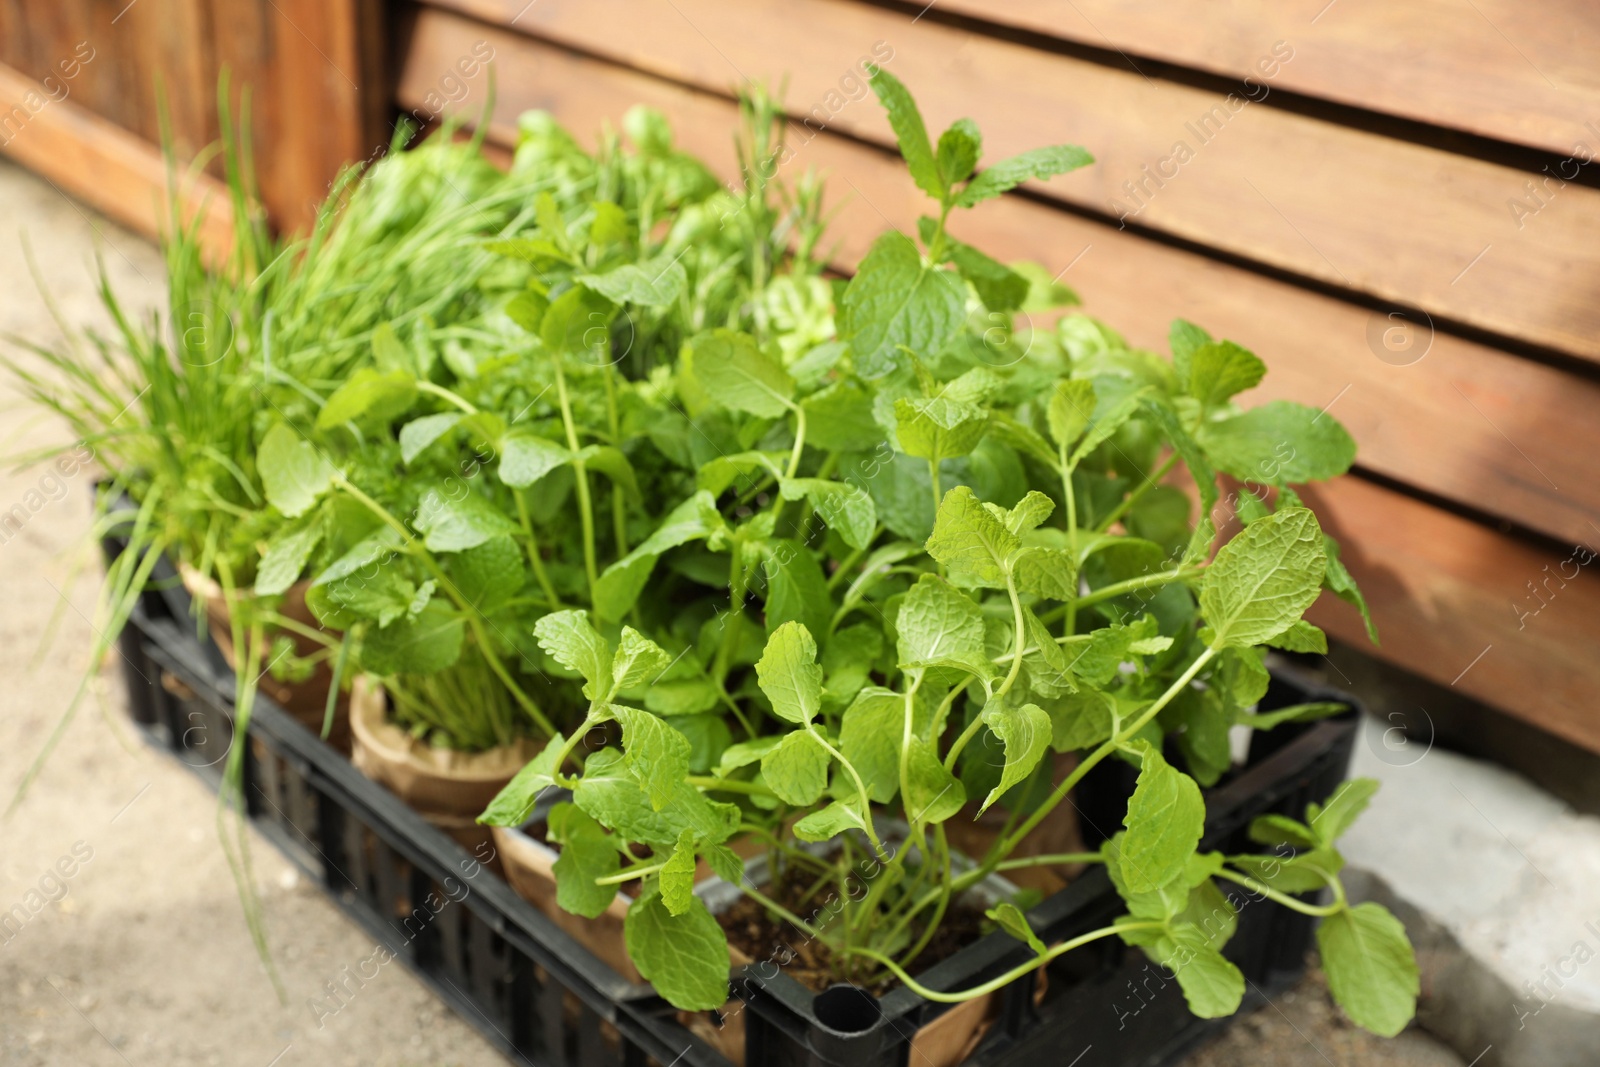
[0,157,1462,1066]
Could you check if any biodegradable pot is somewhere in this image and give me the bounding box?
[349,676,542,864]
[179,562,351,752]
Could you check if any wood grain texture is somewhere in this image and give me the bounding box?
[398,15,1600,552]
[421,0,1600,366]
[0,61,235,260]
[1304,476,1600,755]
[906,0,1600,160]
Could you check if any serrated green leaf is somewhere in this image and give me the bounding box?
[986,901,1045,955]
[1308,777,1380,846]
[255,519,322,596]
[839,232,966,379]
[574,749,739,848]
[478,735,566,826]
[904,737,965,824]
[918,217,1027,312]
[794,798,869,842]
[779,478,876,550]
[659,828,698,916]
[258,423,336,518]
[316,368,418,430]
[625,892,730,1011]
[1200,507,1326,649]
[955,144,1094,207]
[895,573,993,678]
[894,395,989,462]
[400,412,463,465]
[867,65,943,199]
[1317,903,1419,1037]
[1248,813,1320,850]
[1266,619,1328,653]
[925,486,1020,588]
[579,254,688,307]
[1199,400,1356,485]
[499,434,571,488]
[552,808,621,918]
[1047,379,1096,451]
[760,540,831,643]
[936,118,982,187]
[978,701,1051,813]
[762,730,831,805]
[689,328,794,417]
[360,598,464,675]
[611,704,692,810]
[1120,745,1205,894]
[1159,925,1245,1018]
[1044,690,1115,751]
[755,621,823,725]
[612,627,673,692]
[447,534,525,614]
[540,284,615,357]
[839,687,905,803]
[535,610,613,700]
[1187,341,1266,409]
[413,487,520,553]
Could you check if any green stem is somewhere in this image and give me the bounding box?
[784,403,808,480]
[515,490,562,607]
[847,921,1164,1003]
[595,860,665,885]
[1097,452,1178,533]
[551,357,599,601]
[600,364,629,557]
[1066,564,1205,615]
[993,573,1027,702]
[808,727,889,862]
[1214,868,1344,917]
[895,825,952,967]
[416,380,478,415]
[688,776,775,797]
[961,645,1219,891]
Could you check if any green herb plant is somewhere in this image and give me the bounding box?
[477,68,1417,1037]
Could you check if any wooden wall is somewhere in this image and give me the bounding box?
[0,0,390,238]
[393,0,1600,753]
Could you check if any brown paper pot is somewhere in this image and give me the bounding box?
[492,825,642,982]
[179,562,351,752]
[349,676,542,864]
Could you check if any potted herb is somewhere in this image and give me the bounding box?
[476,67,1417,1051]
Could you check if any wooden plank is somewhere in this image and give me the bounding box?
[0,61,235,261]
[397,16,1600,553]
[423,0,1600,366]
[908,0,1600,160]
[1304,476,1600,756]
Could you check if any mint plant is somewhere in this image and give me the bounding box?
[474,68,1415,1034]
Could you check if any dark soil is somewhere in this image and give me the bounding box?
[716,860,987,993]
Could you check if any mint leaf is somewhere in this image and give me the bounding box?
[593,492,720,621]
[499,434,571,488]
[1317,903,1419,1037]
[935,118,982,188]
[839,232,966,379]
[399,412,463,465]
[986,901,1045,955]
[1120,745,1205,894]
[610,705,692,810]
[551,807,621,918]
[258,424,336,518]
[579,255,688,308]
[1187,341,1266,409]
[413,487,520,553]
[1159,926,1245,1018]
[1169,318,1212,387]
[1199,400,1356,485]
[895,573,993,678]
[1200,507,1326,649]
[360,598,464,675]
[904,737,965,824]
[978,701,1051,813]
[894,396,989,462]
[1013,545,1078,601]
[447,535,525,614]
[1069,386,1151,467]
[689,328,794,417]
[794,798,869,841]
[760,541,831,646]
[478,735,566,826]
[1238,700,1346,731]
[867,65,942,199]
[574,749,739,848]
[925,485,1019,589]
[1308,777,1379,846]
[1248,814,1320,850]
[839,687,905,803]
[316,368,417,430]
[535,610,614,701]
[540,285,615,357]
[1324,533,1379,644]
[624,892,730,1011]
[612,627,673,692]
[1265,619,1327,654]
[1047,379,1096,451]
[659,828,698,916]
[762,730,831,805]
[755,621,823,725]
[778,478,876,550]
[917,218,1026,312]
[255,519,322,596]
[1044,690,1115,751]
[955,144,1094,207]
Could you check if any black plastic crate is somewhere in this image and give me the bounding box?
[108,535,1357,1067]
